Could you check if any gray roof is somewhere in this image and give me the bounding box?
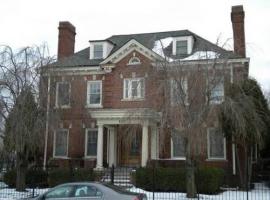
[49,30,240,68]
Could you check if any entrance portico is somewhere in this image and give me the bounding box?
[90,109,160,169]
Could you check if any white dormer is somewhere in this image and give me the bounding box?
[89,41,114,59]
[172,36,194,56]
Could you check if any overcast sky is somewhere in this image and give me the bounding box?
[1,0,269,91]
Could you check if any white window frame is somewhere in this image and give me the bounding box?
[207,128,226,160]
[172,36,194,56]
[86,80,102,108]
[53,129,69,158]
[170,78,188,106]
[171,134,186,160]
[84,128,98,158]
[123,78,145,100]
[93,44,103,59]
[55,82,71,108]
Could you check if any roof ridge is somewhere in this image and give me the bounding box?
[108,29,192,38]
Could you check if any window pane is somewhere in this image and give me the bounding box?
[210,78,224,104]
[209,129,225,158]
[130,132,140,156]
[87,130,97,156]
[93,45,103,58]
[55,130,68,157]
[124,80,129,98]
[131,81,138,97]
[57,82,70,106]
[172,133,186,157]
[74,185,102,197]
[176,41,188,55]
[46,186,73,198]
[89,82,101,105]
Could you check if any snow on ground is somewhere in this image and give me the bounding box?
[0,182,269,200]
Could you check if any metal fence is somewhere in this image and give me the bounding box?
[0,165,270,200]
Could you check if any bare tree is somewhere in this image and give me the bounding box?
[0,45,53,191]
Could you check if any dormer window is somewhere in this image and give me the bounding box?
[172,36,194,56]
[176,40,188,55]
[93,44,103,59]
[89,41,114,60]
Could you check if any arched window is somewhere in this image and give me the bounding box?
[128,56,141,65]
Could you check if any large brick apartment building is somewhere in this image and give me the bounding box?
[41,5,249,176]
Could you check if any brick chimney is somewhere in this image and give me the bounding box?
[231,5,246,57]
[57,21,76,60]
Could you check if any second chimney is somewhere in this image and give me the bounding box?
[231,5,246,57]
[57,21,76,60]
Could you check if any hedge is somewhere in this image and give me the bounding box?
[4,169,48,188]
[132,167,224,194]
[47,168,96,187]
[4,168,97,188]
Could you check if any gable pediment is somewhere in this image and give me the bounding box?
[100,39,164,66]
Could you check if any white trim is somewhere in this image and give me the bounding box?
[86,80,103,108]
[170,135,186,160]
[101,39,163,65]
[123,78,145,100]
[53,129,69,158]
[207,128,227,160]
[172,36,194,55]
[55,82,71,108]
[84,128,98,158]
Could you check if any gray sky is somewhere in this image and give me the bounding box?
[1,0,269,91]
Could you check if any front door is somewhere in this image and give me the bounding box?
[118,125,141,167]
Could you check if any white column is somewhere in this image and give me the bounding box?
[96,124,104,169]
[141,124,149,167]
[151,125,159,159]
[108,127,116,167]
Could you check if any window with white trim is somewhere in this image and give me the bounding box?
[207,128,226,160]
[123,78,145,99]
[56,82,70,108]
[93,44,103,59]
[209,77,224,104]
[128,57,141,65]
[171,78,188,105]
[87,81,102,107]
[171,132,186,159]
[85,129,97,157]
[176,40,188,55]
[54,129,68,157]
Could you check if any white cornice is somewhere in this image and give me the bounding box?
[100,39,164,65]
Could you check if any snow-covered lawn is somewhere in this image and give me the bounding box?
[0,182,269,200]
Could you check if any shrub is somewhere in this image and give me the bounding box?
[3,169,16,187]
[133,167,224,194]
[196,167,225,194]
[48,168,96,187]
[3,168,48,188]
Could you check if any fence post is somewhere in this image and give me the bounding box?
[152,163,155,200]
[111,164,114,184]
[246,155,249,200]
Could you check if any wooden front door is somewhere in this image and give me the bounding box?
[118,125,142,167]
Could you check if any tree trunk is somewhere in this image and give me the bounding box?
[16,154,26,191]
[186,139,197,198]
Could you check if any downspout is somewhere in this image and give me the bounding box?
[43,75,51,170]
[230,64,236,175]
